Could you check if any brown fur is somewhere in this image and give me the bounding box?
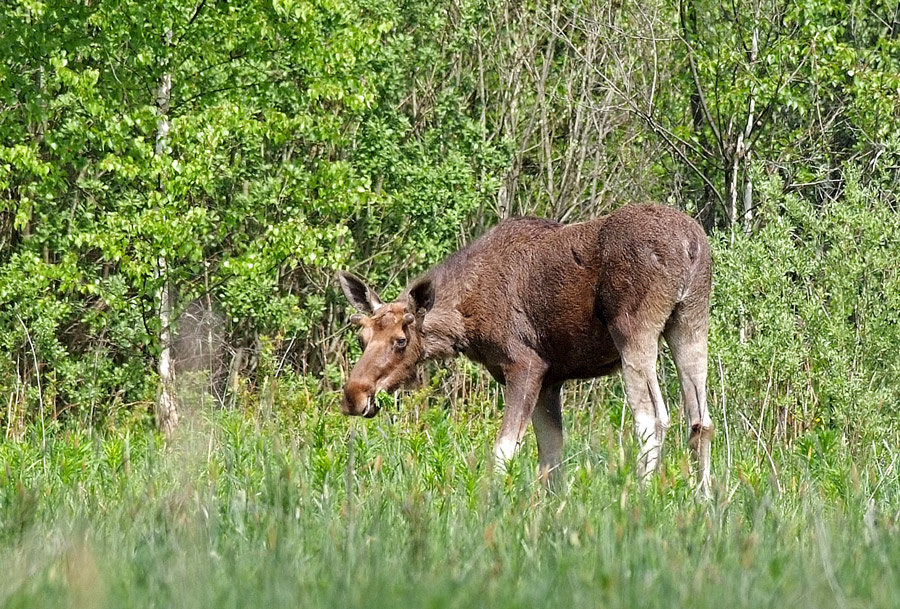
[338,204,713,492]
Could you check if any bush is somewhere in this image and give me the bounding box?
[711,165,900,442]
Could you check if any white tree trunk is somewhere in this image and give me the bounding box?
[742,23,759,234]
[155,31,178,438]
[729,21,758,240]
[156,257,178,437]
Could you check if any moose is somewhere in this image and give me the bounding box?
[337,204,713,494]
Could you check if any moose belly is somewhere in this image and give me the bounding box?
[540,322,621,383]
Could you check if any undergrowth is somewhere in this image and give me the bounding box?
[1,387,898,609]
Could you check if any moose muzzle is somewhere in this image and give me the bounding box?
[341,381,379,418]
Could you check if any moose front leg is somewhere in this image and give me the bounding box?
[493,354,548,474]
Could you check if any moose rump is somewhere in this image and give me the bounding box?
[338,204,713,494]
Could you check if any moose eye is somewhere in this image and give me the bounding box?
[394,337,408,350]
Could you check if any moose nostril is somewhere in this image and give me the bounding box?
[362,399,374,417]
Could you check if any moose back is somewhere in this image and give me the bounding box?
[338,204,713,493]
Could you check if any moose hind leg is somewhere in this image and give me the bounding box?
[664,317,713,496]
[532,383,564,490]
[616,333,669,482]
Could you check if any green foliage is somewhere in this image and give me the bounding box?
[662,0,900,227]
[0,0,504,421]
[711,165,900,438]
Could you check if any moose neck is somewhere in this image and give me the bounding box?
[420,309,467,361]
[410,271,468,362]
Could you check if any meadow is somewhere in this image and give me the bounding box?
[2,373,899,609]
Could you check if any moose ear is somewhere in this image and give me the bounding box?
[407,277,435,316]
[337,271,384,315]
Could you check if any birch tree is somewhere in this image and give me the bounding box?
[155,27,178,437]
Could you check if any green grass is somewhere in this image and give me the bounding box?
[1,386,899,609]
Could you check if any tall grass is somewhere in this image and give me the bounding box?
[1,382,899,609]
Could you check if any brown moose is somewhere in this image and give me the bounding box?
[338,204,713,494]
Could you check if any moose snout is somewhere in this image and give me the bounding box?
[341,381,379,418]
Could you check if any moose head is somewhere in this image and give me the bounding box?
[337,271,435,417]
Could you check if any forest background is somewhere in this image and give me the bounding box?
[1,0,900,606]
[2,0,898,439]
